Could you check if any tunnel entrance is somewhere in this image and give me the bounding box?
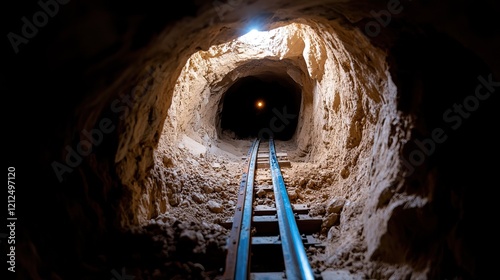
[219,75,301,140]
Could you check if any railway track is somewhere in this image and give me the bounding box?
[218,138,324,280]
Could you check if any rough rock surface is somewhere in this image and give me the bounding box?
[5,0,499,279]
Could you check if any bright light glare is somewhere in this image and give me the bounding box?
[238,28,268,44]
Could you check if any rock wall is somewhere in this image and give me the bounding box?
[5,0,498,279]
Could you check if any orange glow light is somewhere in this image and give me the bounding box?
[256,101,264,108]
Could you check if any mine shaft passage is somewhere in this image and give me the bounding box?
[220,75,301,140]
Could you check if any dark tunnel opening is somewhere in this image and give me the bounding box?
[219,75,301,140]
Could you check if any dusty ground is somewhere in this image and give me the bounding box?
[117,135,370,280]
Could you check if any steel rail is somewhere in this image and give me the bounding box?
[221,139,260,280]
[269,138,315,280]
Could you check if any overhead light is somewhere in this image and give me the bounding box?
[238,28,267,44]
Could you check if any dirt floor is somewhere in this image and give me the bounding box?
[115,135,371,280]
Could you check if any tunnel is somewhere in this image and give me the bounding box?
[4,0,500,279]
[219,74,301,140]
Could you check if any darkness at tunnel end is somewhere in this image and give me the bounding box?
[219,75,301,141]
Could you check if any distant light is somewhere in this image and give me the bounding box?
[256,100,264,109]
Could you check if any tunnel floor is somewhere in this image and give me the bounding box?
[125,138,346,279]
